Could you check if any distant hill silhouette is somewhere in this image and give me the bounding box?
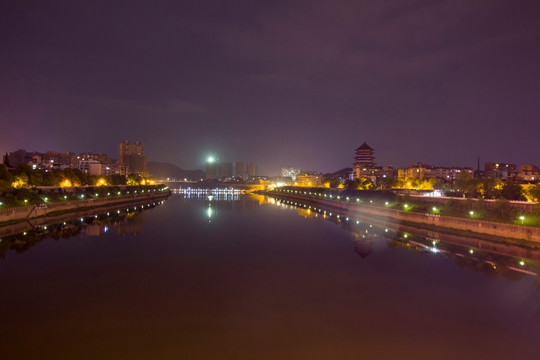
[326,167,352,177]
[148,161,205,181]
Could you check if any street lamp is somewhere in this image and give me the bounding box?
[519,215,525,224]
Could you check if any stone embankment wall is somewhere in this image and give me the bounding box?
[269,192,540,244]
[0,192,169,224]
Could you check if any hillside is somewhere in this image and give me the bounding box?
[148,161,205,181]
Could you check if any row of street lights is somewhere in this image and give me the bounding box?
[275,188,529,225]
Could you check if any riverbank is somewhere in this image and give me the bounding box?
[0,190,170,225]
[265,190,540,244]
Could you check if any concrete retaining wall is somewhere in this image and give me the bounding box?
[269,192,540,243]
[0,193,169,224]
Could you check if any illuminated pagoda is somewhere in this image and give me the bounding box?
[354,142,375,168]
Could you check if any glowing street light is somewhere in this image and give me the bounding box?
[207,156,215,163]
[519,215,525,224]
[469,210,474,217]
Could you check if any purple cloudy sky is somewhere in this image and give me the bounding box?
[1,0,539,175]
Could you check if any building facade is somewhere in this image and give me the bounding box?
[118,141,148,177]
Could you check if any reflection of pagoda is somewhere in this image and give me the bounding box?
[353,232,374,258]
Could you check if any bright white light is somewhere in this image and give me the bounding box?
[207,156,215,163]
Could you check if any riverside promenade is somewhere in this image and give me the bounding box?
[0,190,169,225]
[266,189,540,244]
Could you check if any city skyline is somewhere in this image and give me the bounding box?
[2,1,540,175]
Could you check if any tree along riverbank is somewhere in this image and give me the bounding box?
[0,187,170,225]
[266,189,540,244]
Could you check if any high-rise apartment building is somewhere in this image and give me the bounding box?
[247,162,257,177]
[234,162,246,177]
[206,162,217,180]
[218,162,233,178]
[118,140,148,177]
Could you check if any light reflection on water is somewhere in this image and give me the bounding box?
[266,194,540,280]
[1,194,540,359]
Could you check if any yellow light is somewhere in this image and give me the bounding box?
[11,178,27,188]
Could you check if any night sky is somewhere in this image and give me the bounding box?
[1,0,539,175]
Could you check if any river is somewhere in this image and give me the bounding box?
[1,194,539,360]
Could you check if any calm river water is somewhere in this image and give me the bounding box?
[1,194,540,360]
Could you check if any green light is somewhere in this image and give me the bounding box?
[207,156,215,163]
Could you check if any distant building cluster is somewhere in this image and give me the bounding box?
[348,142,539,187]
[397,163,473,182]
[3,140,149,177]
[483,162,540,181]
[206,160,257,181]
[278,141,540,190]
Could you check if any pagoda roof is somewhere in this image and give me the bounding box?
[356,142,374,151]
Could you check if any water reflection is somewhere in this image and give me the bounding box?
[266,194,540,282]
[0,199,166,259]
